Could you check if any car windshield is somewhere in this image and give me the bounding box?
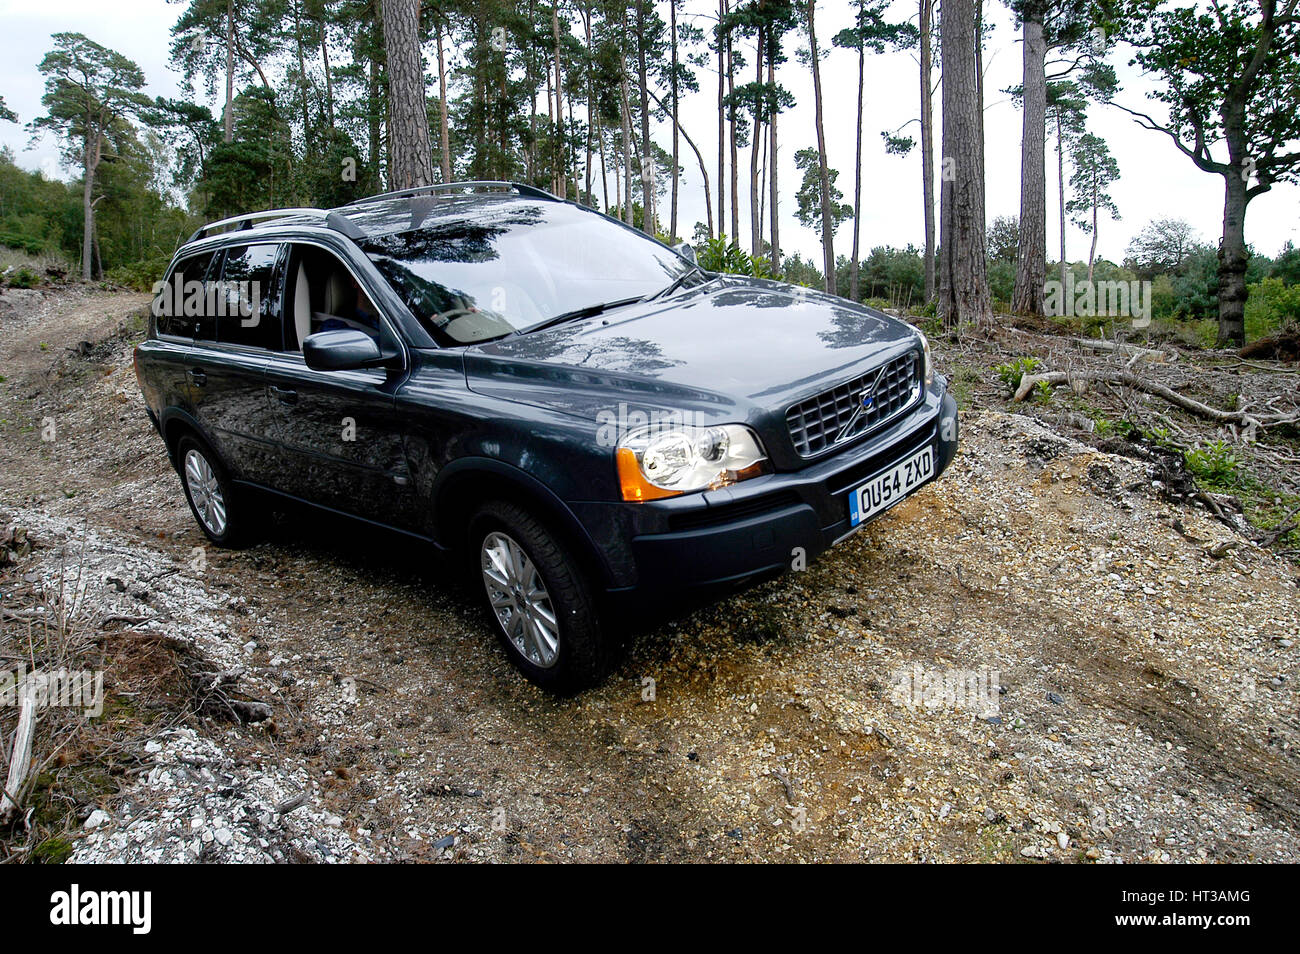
[360,200,695,345]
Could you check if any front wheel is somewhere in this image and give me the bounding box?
[472,501,612,693]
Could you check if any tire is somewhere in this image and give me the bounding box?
[175,435,254,548]
[471,501,612,693]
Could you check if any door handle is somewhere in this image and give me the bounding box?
[188,368,207,387]
[269,385,298,405]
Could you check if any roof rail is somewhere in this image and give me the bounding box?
[346,181,560,207]
[185,207,365,245]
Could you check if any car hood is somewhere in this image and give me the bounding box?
[461,275,920,424]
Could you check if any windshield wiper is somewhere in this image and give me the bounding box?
[520,295,646,335]
[644,265,706,303]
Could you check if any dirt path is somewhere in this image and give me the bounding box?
[2,286,1297,863]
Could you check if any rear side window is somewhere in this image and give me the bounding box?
[156,251,214,338]
[215,243,284,349]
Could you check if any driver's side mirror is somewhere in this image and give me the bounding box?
[303,328,389,371]
[674,242,697,266]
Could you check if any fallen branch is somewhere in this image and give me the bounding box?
[1014,369,1299,428]
[0,691,37,823]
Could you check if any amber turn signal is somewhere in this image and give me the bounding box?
[617,447,683,502]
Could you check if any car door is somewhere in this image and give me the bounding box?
[260,241,412,525]
[186,242,285,486]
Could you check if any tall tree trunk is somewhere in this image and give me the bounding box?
[920,0,936,302]
[81,134,96,282]
[768,54,780,273]
[750,26,764,257]
[293,0,312,153]
[554,5,567,198]
[436,23,451,182]
[1218,170,1250,346]
[583,3,594,205]
[850,40,864,301]
[1057,112,1066,292]
[727,30,739,243]
[670,0,680,240]
[1011,11,1047,315]
[807,0,835,294]
[368,2,382,181]
[636,0,654,234]
[381,0,434,189]
[320,6,335,128]
[1088,188,1098,283]
[937,0,992,330]
[620,60,635,225]
[224,0,235,143]
[598,108,609,210]
[717,0,727,239]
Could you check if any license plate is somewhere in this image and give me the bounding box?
[848,445,934,528]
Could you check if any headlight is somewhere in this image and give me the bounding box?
[917,330,934,390]
[616,424,769,501]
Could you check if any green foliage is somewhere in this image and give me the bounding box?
[779,252,822,288]
[697,235,772,278]
[836,245,927,308]
[105,256,171,292]
[1185,440,1240,489]
[4,266,40,289]
[1066,132,1120,238]
[988,259,1016,311]
[1244,276,1300,340]
[1130,3,1300,197]
[793,147,852,237]
[986,215,1019,265]
[1145,425,1178,450]
[1094,416,1135,438]
[994,356,1042,391]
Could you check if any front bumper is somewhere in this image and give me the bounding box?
[577,384,958,597]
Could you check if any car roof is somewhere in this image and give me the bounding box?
[181,182,564,250]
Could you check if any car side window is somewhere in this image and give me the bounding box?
[157,251,214,338]
[283,244,383,353]
[216,243,285,350]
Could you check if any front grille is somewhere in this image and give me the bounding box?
[786,350,921,457]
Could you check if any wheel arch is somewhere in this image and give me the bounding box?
[158,408,220,472]
[432,458,617,591]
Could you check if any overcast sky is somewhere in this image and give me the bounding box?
[2,0,1297,266]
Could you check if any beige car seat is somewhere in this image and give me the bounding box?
[293,263,311,348]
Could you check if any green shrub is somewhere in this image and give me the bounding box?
[698,235,756,276]
[1244,276,1300,341]
[993,356,1042,391]
[4,266,40,289]
[1185,440,1240,488]
[0,231,46,255]
[105,256,171,292]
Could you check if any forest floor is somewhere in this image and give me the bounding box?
[1,283,1298,863]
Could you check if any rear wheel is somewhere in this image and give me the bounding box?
[176,435,253,548]
[471,501,611,692]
